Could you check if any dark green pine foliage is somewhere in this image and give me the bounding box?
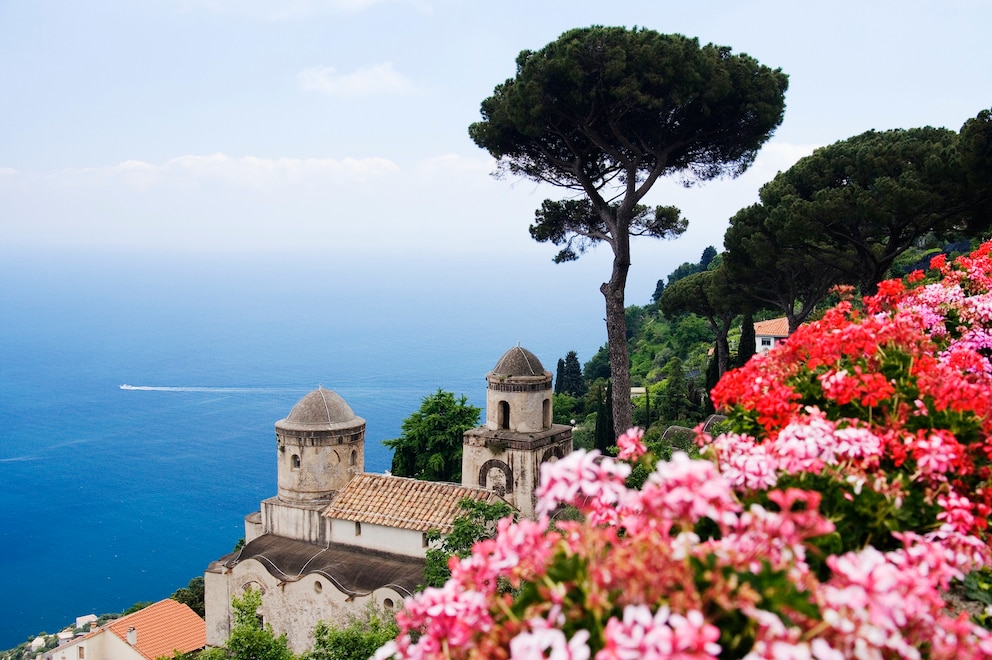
[469,26,788,438]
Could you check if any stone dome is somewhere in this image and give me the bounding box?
[491,346,547,377]
[276,386,364,431]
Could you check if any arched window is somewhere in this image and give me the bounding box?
[350,450,357,466]
[291,454,301,470]
[542,398,551,428]
[499,401,510,429]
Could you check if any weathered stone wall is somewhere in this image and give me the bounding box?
[485,375,551,432]
[204,566,232,649]
[462,425,572,520]
[276,427,364,501]
[244,510,264,543]
[206,558,402,654]
[261,497,330,546]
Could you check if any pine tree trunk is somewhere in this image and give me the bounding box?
[602,253,632,439]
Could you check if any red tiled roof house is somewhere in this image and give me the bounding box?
[52,599,204,660]
[754,317,790,353]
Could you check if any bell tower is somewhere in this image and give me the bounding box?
[274,386,365,501]
[251,386,365,545]
[462,346,573,519]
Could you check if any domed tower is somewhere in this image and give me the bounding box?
[274,386,366,501]
[254,386,365,545]
[462,346,573,519]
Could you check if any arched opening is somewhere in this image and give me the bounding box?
[350,450,357,466]
[498,401,510,429]
[314,581,322,593]
[542,398,551,429]
[291,454,301,470]
[383,598,394,610]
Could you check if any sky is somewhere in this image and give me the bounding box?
[1,0,990,302]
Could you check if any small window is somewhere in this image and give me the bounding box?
[422,532,428,548]
[498,401,510,429]
[291,454,301,470]
[350,450,357,466]
[355,521,362,536]
[383,598,394,610]
[314,580,322,593]
[760,338,772,346]
[78,647,85,660]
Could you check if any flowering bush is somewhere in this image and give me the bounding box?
[375,243,992,659]
[710,242,992,554]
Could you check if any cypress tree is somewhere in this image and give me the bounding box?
[594,381,615,452]
[561,350,586,396]
[737,311,756,367]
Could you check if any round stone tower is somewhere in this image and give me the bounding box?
[485,346,553,432]
[274,386,365,502]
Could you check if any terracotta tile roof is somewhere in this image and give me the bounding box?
[753,317,790,338]
[324,473,503,533]
[106,599,205,660]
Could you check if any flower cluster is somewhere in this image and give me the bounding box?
[711,242,992,545]
[375,243,992,659]
[377,445,992,658]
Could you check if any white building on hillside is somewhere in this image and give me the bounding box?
[754,317,790,353]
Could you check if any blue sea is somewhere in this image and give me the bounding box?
[0,248,610,648]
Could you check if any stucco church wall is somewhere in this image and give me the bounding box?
[204,566,233,648]
[328,519,425,557]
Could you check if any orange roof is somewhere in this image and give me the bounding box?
[106,599,205,660]
[324,473,503,533]
[753,317,790,338]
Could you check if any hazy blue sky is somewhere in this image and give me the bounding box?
[1,0,989,298]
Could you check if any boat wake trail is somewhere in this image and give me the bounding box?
[119,384,297,393]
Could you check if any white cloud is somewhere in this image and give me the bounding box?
[61,153,399,190]
[298,63,416,97]
[0,167,19,177]
[413,153,495,180]
[0,141,821,264]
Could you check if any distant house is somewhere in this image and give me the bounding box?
[75,614,98,630]
[52,599,204,660]
[753,317,790,353]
